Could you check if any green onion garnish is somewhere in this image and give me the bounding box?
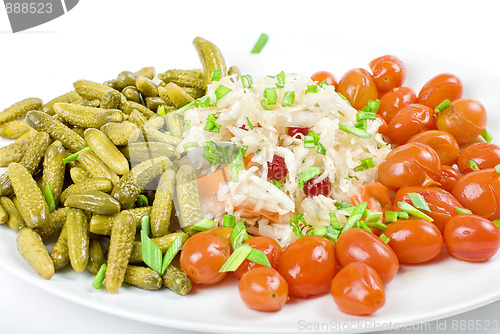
[355,119,368,131]
[397,201,433,222]
[366,211,383,223]
[261,99,272,110]
[157,105,166,116]
[276,71,286,88]
[160,233,185,275]
[335,201,352,210]
[338,123,372,139]
[42,182,56,213]
[246,117,254,130]
[305,85,319,94]
[135,194,148,207]
[355,158,375,171]
[211,69,222,81]
[357,111,377,122]
[63,146,91,163]
[495,164,500,174]
[91,263,107,289]
[263,87,277,105]
[196,95,211,107]
[361,100,380,114]
[246,248,271,267]
[175,100,196,115]
[290,214,307,238]
[492,220,500,228]
[282,91,295,107]
[183,142,196,152]
[190,219,218,231]
[329,212,341,229]
[204,113,221,133]
[241,74,253,88]
[384,210,398,223]
[230,220,251,250]
[481,129,493,143]
[250,33,269,54]
[469,160,480,171]
[368,221,388,231]
[319,80,329,87]
[341,202,368,233]
[374,133,387,148]
[214,85,232,102]
[336,92,351,105]
[407,192,431,212]
[297,166,322,187]
[316,142,326,155]
[304,130,320,148]
[141,215,163,274]
[184,120,191,131]
[272,179,284,189]
[455,207,472,215]
[434,99,451,113]
[223,214,236,228]
[379,234,391,244]
[219,245,253,272]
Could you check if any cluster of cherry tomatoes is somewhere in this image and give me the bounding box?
[178,55,500,316]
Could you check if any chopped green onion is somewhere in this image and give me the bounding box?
[384,210,398,223]
[297,166,322,187]
[63,146,91,163]
[304,130,320,148]
[329,212,341,229]
[361,100,380,113]
[355,158,375,171]
[324,226,341,242]
[355,118,368,131]
[357,219,372,233]
[263,87,277,105]
[214,85,232,102]
[175,100,196,115]
[160,233,185,275]
[230,220,250,250]
[282,91,295,107]
[434,99,451,113]
[42,182,56,213]
[335,201,352,210]
[135,194,148,208]
[246,248,271,267]
[250,33,269,54]
[495,164,500,174]
[481,129,493,143]
[305,85,319,94]
[219,245,253,272]
[357,111,377,122]
[366,211,383,223]
[204,113,221,133]
[183,142,196,152]
[157,105,166,116]
[397,202,433,222]
[374,133,387,148]
[289,214,307,238]
[272,179,284,189]
[196,95,211,108]
[141,215,163,274]
[492,220,500,228]
[319,80,329,87]
[336,92,351,105]
[241,74,253,88]
[184,120,191,131]
[276,71,286,88]
[469,160,480,171]
[341,202,368,233]
[368,221,388,231]
[306,225,327,237]
[164,131,172,136]
[379,234,391,244]
[455,207,472,215]
[91,263,107,289]
[211,69,222,81]
[190,219,218,231]
[407,192,431,212]
[398,211,410,219]
[223,214,236,228]
[261,99,272,110]
[316,142,326,155]
[246,117,254,130]
[338,123,372,139]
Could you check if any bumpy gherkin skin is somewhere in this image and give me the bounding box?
[162,264,192,295]
[50,223,69,270]
[136,76,158,98]
[0,120,31,139]
[89,206,151,236]
[100,90,122,109]
[0,140,30,167]
[121,142,177,162]
[175,164,203,229]
[34,206,68,241]
[105,211,136,293]
[41,90,82,115]
[17,228,54,279]
[150,170,175,237]
[124,265,162,290]
[0,97,42,125]
[64,190,121,215]
[163,82,194,108]
[84,128,129,175]
[128,232,189,263]
[69,166,90,183]
[60,178,113,204]
[73,80,120,102]
[77,150,119,186]
[119,100,156,118]
[158,69,206,90]
[87,236,104,275]
[136,66,155,80]
[0,196,25,232]
[193,36,227,86]
[66,208,89,273]
[42,140,66,206]
[53,103,124,128]
[100,121,138,147]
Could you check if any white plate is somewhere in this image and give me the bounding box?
[1,40,500,334]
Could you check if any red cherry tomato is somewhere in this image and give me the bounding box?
[417,73,463,109]
[179,227,232,285]
[336,228,399,284]
[456,143,500,174]
[238,267,289,312]
[351,182,392,213]
[444,214,500,262]
[436,98,487,145]
[336,68,378,110]
[452,169,500,220]
[375,114,388,135]
[384,219,443,264]
[378,142,442,191]
[330,262,385,315]
[303,175,331,197]
[277,236,337,298]
[369,55,406,93]
[386,103,437,145]
[439,165,461,193]
[311,71,338,89]
[234,236,282,279]
[407,130,460,166]
[267,155,288,181]
[378,87,417,123]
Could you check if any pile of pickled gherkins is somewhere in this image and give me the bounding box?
[0,37,229,294]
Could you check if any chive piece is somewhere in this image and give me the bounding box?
[336,92,351,105]
[319,80,330,87]
[241,74,253,88]
[263,87,277,105]
[360,100,381,113]
[455,207,473,215]
[183,142,196,152]
[91,263,107,289]
[305,85,319,94]
[276,71,286,88]
[468,160,480,171]
[219,245,253,272]
[324,225,341,242]
[251,33,269,54]
[157,105,166,116]
[175,100,196,115]
[407,192,431,212]
[316,142,326,155]
[289,214,306,238]
[282,91,295,107]
[368,221,388,231]
[191,219,218,231]
[297,166,322,187]
[366,211,383,223]
[495,164,500,174]
[379,234,391,244]
[355,158,375,171]
[196,95,211,107]
[355,118,368,131]
[397,211,410,219]
[160,233,184,275]
[214,85,232,102]
[204,113,221,133]
[434,99,451,113]
[246,248,271,267]
[334,201,352,210]
[357,219,372,233]
[481,129,493,143]
[306,225,327,237]
[272,179,284,189]
[341,202,368,233]
[246,117,254,130]
[384,210,398,223]
[184,120,191,131]
[374,133,387,148]
[492,220,500,228]
[230,220,250,250]
[356,111,377,122]
[304,130,320,148]
[338,123,372,139]
[223,215,236,228]
[211,69,222,81]
[63,146,91,163]
[397,202,434,222]
[261,99,272,110]
[42,182,56,213]
[329,212,341,229]
[136,194,149,208]
[141,215,163,274]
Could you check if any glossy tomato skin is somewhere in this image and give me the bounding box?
[378,87,417,123]
[378,142,442,191]
[452,169,500,220]
[444,214,500,262]
[330,262,385,316]
[179,227,232,285]
[336,68,378,110]
[407,130,460,166]
[311,71,338,89]
[336,228,399,284]
[394,186,464,232]
[384,219,443,264]
[437,98,487,145]
[439,165,462,193]
[417,73,463,109]
[351,182,392,213]
[369,55,406,94]
[234,236,282,279]
[457,143,500,174]
[386,103,437,145]
[238,267,289,312]
[277,236,337,298]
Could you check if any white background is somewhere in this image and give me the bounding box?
[1,0,500,333]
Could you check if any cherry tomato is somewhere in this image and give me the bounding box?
[234,236,282,279]
[378,142,442,191]
[238,267,289,312]
[439,165,462,194]
[394,186,464,232]
[452,169,500,220]
[456,143,500,174]
[378,87,417,123]
[436,98,487,145]
[336,68,378,110]
[311,71,338,89]
[407,130,459,166]
[267,155,288,181]
[303,175,331,197]
[375,114,388,135]
[179,227,232,285]
[330,262,385,315]
[351,182,392,213]
[384,219,443,264]
[386,103,437,145]
[277,236,337,298]
[336,228,399,284]
[444,214,500,262]
[369,55,406,93]
[287,127,309,138]
[417,73,463,109]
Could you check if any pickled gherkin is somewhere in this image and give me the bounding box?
[129,232,189,263]
[50,224,69,270]
[158,69,205,90]
[17,228,54,279]
[89,206,150,235]
[53,103,124,128]
[0,139,30,167]
[175,165,203,229]
[77,150,120,186]
[121,86,142,104]
[136,66,155,80]
[34,207,68,241]
[163,82,194,108]
[73,80,120,102]
[100,90,122,109]
[64,190,121,215]
[87,236,104,275]
[163,264,192,295]
[84,128,129,175]
[60,177,113,203]
[0,97,42,125]
[122,142,177,162]
[119,100,156,118]
[124,265,162,290]
[0,196,25,232]
[193,36,227,86]
[0,120,31,139]
[41,90,82,115]
[150,170,175,237]
[66,208,89,273]
[136,76,158,98]
[69,166,90,183]
[42,141,65,206]
[116,71,140,90]
[100,121,138,147]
